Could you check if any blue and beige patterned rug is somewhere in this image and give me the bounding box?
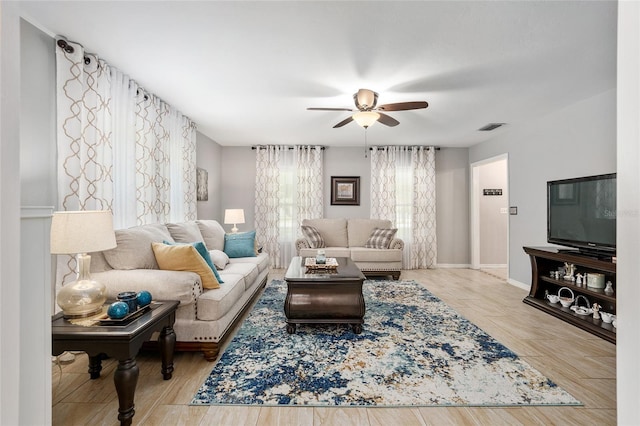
[191,279,580,407]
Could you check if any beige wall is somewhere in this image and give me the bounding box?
[195,131,222,221]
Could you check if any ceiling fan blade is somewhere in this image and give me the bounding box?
[307,107,354,111]
[333,116,354,128]
[377,113,400,127]
[377,101,428,112]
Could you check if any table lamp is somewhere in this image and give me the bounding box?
[224,209,245,233]
[50,210,117,318]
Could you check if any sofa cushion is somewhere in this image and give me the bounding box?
[228,252,270,273]
[209,249,230,270]
[196,220,226,251]
[224,230,257,258]
[166,221,204,244]
[348,219,393,247]
[300,225,325,248]
[103,223,173,270]
[364,227,398,249]
[298,247,351,258]
[151,242,220,289]
[196,275,245,321]
[220,262,258,291]
[302,218,348,247]
[164,241,224,284]
[350,247,403,262]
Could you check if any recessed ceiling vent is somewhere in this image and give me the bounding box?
[478,123,506,131]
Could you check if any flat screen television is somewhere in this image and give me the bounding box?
[547,173,616,257]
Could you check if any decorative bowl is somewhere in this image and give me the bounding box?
[546,294,560,304]
[600,312,615,323]
[107,301,129,319]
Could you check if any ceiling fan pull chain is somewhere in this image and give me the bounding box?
[364,128,368,158]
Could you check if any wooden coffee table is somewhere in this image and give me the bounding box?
[284,256,366,334]
[52,300,179,426]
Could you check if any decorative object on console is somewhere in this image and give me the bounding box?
[107,301,129,319]
[224,208,245,233]
[50,210,117,318]
[587,272,605,289]
[117,291,138,313]
[136,290,152,307]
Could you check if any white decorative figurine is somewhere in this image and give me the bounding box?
[576,273,583,286]
[592,303,600,320]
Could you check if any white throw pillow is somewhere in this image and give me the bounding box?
[209,249,230,270]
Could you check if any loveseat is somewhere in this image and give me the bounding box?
[295,218,403,280]
[90,220,269,361]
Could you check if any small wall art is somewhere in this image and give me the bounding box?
[196,168,208,201]
[331,176,360,206]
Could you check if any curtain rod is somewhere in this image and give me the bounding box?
[251,146,326,150]
[369,146,440,151]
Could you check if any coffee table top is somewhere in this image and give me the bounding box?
[285,256,365,282]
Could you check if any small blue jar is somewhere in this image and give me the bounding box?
[117,291,138,314]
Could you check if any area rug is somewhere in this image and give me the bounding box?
[191,279,580,407]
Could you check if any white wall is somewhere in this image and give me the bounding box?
[616,2,640,423]
[196,131,222,221]
[324,147,370,218]
[220,147,256,233]
[1,3,24,425]
[469,88,616,285]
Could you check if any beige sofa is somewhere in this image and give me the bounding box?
[295,218,403,280]
[90,220,268,361]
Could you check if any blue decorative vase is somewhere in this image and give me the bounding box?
[136,290,152,307]
[117,291,138,313]
[107,301,129,319]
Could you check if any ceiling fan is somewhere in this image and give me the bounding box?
[307,88,428,128]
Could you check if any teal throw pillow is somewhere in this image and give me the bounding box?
[163,240,224,284]
[224,230,257,258]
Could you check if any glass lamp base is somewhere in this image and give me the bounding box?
[57,278,107,318]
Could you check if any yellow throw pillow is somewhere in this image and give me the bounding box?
[151,242,220,289]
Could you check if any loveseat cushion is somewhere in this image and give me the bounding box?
[196,220,226,251]
[302,218,348,247]
[347,218,393,247]
[166,221,205,243]
[300,225,325,248]
[350,247,403,262]
[151,242,220,289]
[298,247,351,258]
[364,227,398,249]
[103,223,173,270]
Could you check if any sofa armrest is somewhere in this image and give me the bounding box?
[92,269,202,306]
[295,238,311,255]
[389,238,404,250]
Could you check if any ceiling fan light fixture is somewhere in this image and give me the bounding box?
[353,111,380,128]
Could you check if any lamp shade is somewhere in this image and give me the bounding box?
[353,111,380,128]
[224,209,245,225]
[50,210,117,254]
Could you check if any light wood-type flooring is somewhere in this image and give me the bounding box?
[52,268,616,425]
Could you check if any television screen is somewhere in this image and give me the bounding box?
[547,173,616,254]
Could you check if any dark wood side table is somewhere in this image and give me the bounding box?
[52,300,179,426]
[284,257,366,334]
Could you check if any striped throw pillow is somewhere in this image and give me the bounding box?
[301,225,325,249]
[364,227,398,249]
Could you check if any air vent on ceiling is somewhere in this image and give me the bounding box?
[478,123,506,131]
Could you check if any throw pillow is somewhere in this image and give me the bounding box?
[210,249,230,270]
[364,227,398,249]
[151,242,220,289]
[163,240,224,283]
[223,230,257,258]
[301,225,325,249]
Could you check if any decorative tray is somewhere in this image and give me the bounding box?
[99,303,154,325]
[305,257,339,269]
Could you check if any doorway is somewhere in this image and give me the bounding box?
[471,155,509,280]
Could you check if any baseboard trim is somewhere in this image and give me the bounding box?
[479,264,508,269]
[435,263,472,269]
[507,278,530,291]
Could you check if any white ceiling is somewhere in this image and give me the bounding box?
[19,1,617,148]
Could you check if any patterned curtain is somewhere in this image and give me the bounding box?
[255,146,323,268]
[55,37,197,229]
[370,146,437,269]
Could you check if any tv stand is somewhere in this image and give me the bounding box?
[523,246,616,344]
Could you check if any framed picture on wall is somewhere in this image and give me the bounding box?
[196,168,208,201]
[331,176,360,205]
